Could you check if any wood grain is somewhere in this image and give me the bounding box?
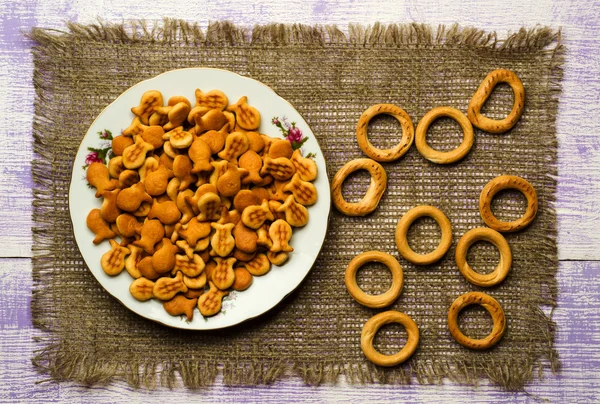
[1,0,599,401]
[1,258,598,402]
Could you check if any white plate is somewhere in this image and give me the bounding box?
[69,68,330,330]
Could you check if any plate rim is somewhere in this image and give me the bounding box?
[67,67,331,330]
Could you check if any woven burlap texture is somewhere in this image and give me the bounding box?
[30,20,562,390]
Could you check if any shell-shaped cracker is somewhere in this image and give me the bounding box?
[115,213,142,238]
[226,96,261,130]
[144,165,173,196]
[172,254,205,278]
[260,156,296,181]
[116,182,152,212]
[217,163,249,197]
[277,194,309,227]
[125,244,144,279]
[119,170,140,189]
[129,277,155,301]
[241,200,275,229]
[122,116,150,137]
[197,192,222,222]
[217,132,249,162]
[131,90,164,124]
[244,253,271,276]
[87,162,116,198]
[178,217,212,247]
[290,149,318,182]
[108,156,125,179]
[141,126,165,149]
[153,272,188,301]
[163,295,198,321]
[188,138,213,173]
[199,124,228,154]
[283,173,318,206]
[195,89,229,110]
[267,251,289,266]
[269,219,294,253]
[133,219,165,254]
[209,160,229,188]
[147,199,181,225]
[233,221,258,254]
[152,238,180,274]
[245,131,265,153]
[210,222,235,257]
[256,224,273,250]
[173,155,196,191]
[112,135,134,156]
[138,256,162,280]
[212,257,236,290]
[239,150,264,185]
[198,281,229,317]
[232,267,253,291]
[100,189,122,223]
[194,109,228,134]
[122,136,154,169]
[139,156,160,182]
[86,208,117,244]
[101,239,130,276]
[268,140,293,159]
[163,126,193,149]
[233,189,259,213]
[163,102,191,131]
[176,189,195,224]
[183,272,207,290]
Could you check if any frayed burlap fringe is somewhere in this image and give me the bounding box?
[29,18,560,50]
[30,19,563,391]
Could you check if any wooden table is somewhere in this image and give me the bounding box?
[1,0,599,401]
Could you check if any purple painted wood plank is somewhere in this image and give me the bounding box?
[1,0,600,401]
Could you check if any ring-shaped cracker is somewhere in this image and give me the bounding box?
[455,227,512,287]
[331,158,387,217]
[361,311,419,367]
[345,251,404,308]
[479,175,538,232]
[467,69,525,134]
[356,104,415,162]
[415,107,474,164]
[447,292,506,350]
[395,205,452,265]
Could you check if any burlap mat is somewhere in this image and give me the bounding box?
[30,20,562,390]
